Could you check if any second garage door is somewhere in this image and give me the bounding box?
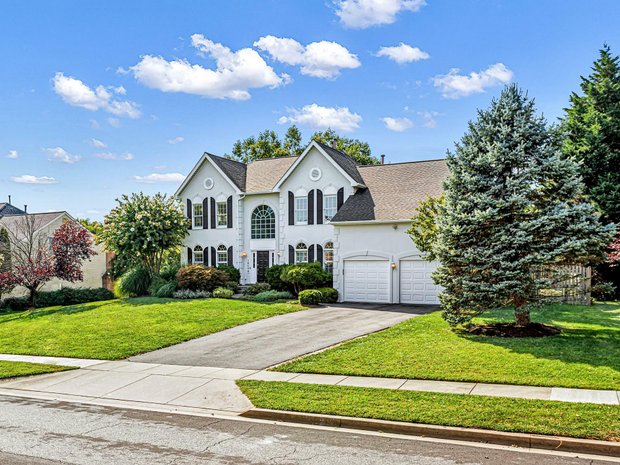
[399,259,440,304]
[343,259,390,303]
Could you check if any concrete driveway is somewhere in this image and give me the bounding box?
[130,304,436,370]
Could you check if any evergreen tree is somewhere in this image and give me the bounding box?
[562,44,620,224]
[0,228,11,273]
[434,85,614,327]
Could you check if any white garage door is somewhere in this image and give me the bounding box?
[399,259,440,304]
[344,260,390,303]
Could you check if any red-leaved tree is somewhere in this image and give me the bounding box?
[52,221,96,282]
[0,271,16,300]
[609,235,620,268]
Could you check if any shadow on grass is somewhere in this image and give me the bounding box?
[458,302,620,372]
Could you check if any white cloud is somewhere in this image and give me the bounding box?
[107,117,121,127]
[382,116,413,132]
[168,136,185,144]
[133,173,186,183]
[6,150,18,159]
[89,119,101,129]
[418,111,441,128]
[95,152,134,161]
[278,104,362,132]
[90,138,107,148]
[335,0,426,29]
[433,63,513,99]
[45,147,81,164]
[254,36,361,79]
[53,73,141,118]
[11,175,58,185]
[376,43,429,64]
[130,34,287,100]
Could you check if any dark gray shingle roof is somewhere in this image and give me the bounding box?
[0,203,26,217]
[332,159,449,222]
[314,141,365,185]
[208,154,247,191]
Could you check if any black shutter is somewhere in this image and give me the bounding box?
[317,244,323,267]
[308,190,314,225]
[309,244,315,262]
[211,247,216,268]
[187,247,193,264]
[227,196,233,228]
[337,187,344,210]
[186,199,192,229]
[210,198,216,229]
[289,245,295,264]
[288,191,294,225]
[202,198,209,229]
[316,189,323,225]
[227,246,233,266]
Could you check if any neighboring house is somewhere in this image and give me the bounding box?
[176,140,448,304]
[0,202,26,218]
[0,209,107,296]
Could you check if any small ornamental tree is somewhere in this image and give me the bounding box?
[434,85,615,328]
[52,221,96,282]
[407,194,444,261]
[98,193,187,276]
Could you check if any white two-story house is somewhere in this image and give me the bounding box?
[176,140,448,304]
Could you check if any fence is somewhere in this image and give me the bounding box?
[537,265,591,305]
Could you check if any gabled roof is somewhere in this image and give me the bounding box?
[331,159,449,223]
[313,141,365,185]
[0,203,26,217]
[0,211,67,233]
[208,154,247,191]
[246,156,298,193]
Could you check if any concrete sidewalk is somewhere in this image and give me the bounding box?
[1,356,618,407]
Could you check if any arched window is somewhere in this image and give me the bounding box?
[296,242,308,264]
[323,241,334,273]
[217,244,228,266]
[193,245,204,264]
[251,205,275,239]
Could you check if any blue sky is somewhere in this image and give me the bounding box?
[2,0,619,220]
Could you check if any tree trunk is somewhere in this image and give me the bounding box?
[28,288,36,309]
[514,306,531,326]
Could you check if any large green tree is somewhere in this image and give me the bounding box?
[98,193,187,276]
[434,85,614,328]
[227,125,379,165]
[562,44,620,224]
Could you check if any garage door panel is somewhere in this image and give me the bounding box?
[399,259,440,305]
[344,260,390,303]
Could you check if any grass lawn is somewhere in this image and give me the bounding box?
[238,380,620,441]
[276,302,620,390]
[0,361,72,379]
[0,297,302,360]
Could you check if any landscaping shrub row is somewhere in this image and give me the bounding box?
[0,287,114,311]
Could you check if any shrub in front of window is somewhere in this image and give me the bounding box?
[251,290,293,302]
[317,287,338,303]
[117,268,152,297]
[176,265,228,292]
[172,289,211,299]
[217,265,241,283]
[213,287,234,299]
[299,289,322,305]
[243,282,271,296]
[281,262,332,294]
[265,264,293,292]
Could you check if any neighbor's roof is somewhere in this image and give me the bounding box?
[332,160,449,222]
[0,203,26,217]
[0,211,67,233]
[245,156,298,193]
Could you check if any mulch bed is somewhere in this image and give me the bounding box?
[466,322,562,337]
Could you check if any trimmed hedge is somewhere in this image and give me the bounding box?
[172,289,211,299]
[243,282,271,296]
[317,287,338,303]
[299,289,322,305]
[252,290,293,302]
[1,287,114,311]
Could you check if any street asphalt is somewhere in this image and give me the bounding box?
[0,395,615,465]
[130,304,435,369]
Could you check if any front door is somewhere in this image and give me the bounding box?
[256,250,270,282]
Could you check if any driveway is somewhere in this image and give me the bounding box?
[130,304,436,370]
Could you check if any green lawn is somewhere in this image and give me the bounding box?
[0,298,302,359]
[276,302,620,390]
[238,380,620,441]
[0,361,72,379]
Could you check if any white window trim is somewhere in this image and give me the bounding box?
[295,243,308,264]
[216,201,228,228]
[216,245,228,266]
[193,204,203,228]
[323,242,334,272]
[323,194,337,223]
[295,196,308,225]
[193,246,204,264]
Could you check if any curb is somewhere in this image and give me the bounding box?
[241,408,620,457]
